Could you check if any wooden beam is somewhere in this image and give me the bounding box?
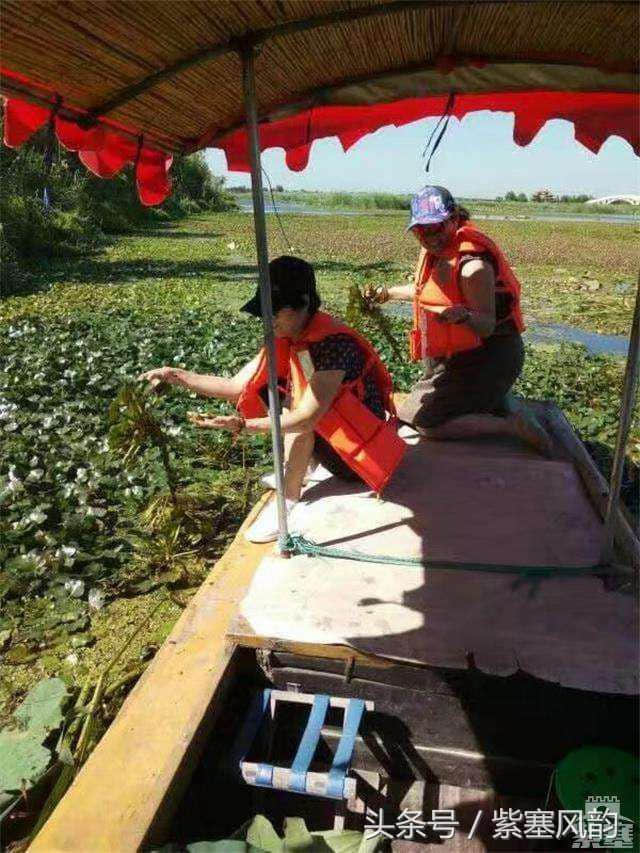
[83,1,431,119]
[601,274,640,561]
[544,405,639,570]
[29,494,274,853]
[79,0,631,123]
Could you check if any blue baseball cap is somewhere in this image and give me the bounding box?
[406,185,457,230]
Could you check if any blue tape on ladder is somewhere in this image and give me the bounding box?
[289,694,330,793]
[256,763,274,786]
[229,688,272,775]
[326,698,366,798]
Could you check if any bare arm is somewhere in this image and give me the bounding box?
[245,369,344,434]
[188,369,345,435]
[386,283,415,302]
[458,258,496,337]
[140,352,261,401]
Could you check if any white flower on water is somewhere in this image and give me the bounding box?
[86,506,107,518]
[64,579,84,598]
[0,402,18,421]
[88,588,105,610]
[6,468,24,494]
[27,509,47,525]
[57,545,77,567]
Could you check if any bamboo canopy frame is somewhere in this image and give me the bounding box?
[1,0,638,556]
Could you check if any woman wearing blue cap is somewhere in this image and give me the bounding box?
[368,185,551,454]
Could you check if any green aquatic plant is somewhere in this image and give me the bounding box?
[0,678,69,813]
[346,282,403,360]
[108,382,179,504]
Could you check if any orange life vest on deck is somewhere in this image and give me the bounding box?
[409,223,525,361]
[237,311,406,494]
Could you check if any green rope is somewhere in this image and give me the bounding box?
[283,534,614,579]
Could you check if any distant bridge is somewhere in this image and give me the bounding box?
[585,195,640,205]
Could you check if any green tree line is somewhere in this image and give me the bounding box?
[1,123,236,298]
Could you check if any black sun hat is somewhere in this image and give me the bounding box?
[241,255,318,317]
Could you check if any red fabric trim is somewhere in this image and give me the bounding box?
[3,97,49,146]
[216,90,639,172]
[136,147,173,206]
[2,96,172,205]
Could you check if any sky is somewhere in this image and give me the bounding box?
[205,111,639,199]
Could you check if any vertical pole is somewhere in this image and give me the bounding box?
[241,44,289,550]
[601,273,640,562]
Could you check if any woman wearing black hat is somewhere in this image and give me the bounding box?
[367,185,551,454]
[141,256,403,542]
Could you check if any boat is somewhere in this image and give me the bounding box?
[1,2,637,850]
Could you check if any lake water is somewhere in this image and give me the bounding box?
[385,302,629,357]
[236,197,638,226]
[235,198,633,356]
[524,322,629,356]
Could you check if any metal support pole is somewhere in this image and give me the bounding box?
[241,45,289,550]
[601,273,640,563]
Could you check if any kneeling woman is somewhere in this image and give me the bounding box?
[371,186,550,454]
[142,256,404,543]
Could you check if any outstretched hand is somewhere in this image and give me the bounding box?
[362,284,389,310]
[138,366,181,389]
[187,412,245,435]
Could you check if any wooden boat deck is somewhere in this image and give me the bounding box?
[231,419,637,694]
[30,402,638,852]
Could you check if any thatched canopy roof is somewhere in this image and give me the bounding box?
[2,1,637,153]
[1,1,637,199]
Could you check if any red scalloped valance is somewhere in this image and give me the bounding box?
[216,90,639,173]
[3,97,172,206]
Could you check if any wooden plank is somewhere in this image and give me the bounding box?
[542,403,639,570]
[229,618,393,671]
[269,690,374,711]
[30,494,274,853]
[235,428,637,692]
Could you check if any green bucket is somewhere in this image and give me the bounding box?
[555,746,639,827]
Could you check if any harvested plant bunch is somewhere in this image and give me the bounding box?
[108,382,178,502]
[346,283,403,360]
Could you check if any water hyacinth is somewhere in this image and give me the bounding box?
[0,209,636,706]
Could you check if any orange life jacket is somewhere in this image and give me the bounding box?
[237,311,406,494]
[235,342,291,419]
[409,223,525,360]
